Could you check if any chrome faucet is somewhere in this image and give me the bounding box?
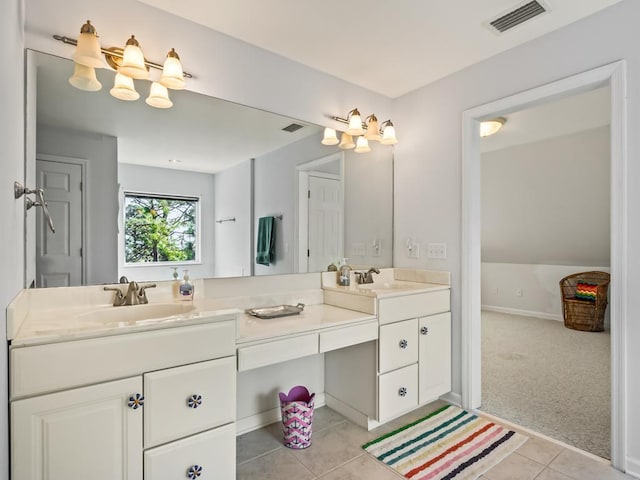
[355,267,380,284]
[104,281,157,306]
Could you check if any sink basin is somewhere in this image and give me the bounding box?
[76,303,197,325]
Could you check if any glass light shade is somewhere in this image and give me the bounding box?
[68,63,102,92]
[321,128,339,146]
[159,49,185,90]
[146,82,173,108]
[338,132,355,150]
[364,117,382,142]
[72,22,105,68]
[110,73,139,101]
[119,36,149,79]
[380,124,398,145]
[480,117,506,137]
[354,136,371,153]
[346,111,365,136]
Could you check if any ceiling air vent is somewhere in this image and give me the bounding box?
[487,0,549,34]
[282,123,304,133]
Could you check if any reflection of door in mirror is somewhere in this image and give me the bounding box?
[307,174,342,272]
[35,158,83,287]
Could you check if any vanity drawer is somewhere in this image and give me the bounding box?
[237,333,319,371]
[379,318,418,373]
[319,320,378,353]
[378,290,450,325]
[144,423,235,480]
[10,320,235,399]
[378,363,418,422]
[144,357,236,448]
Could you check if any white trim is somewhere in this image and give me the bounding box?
[626,457,640,479]
[440,391,462,407]
[481,305,563,322]
[461,61,627,469]
[235,392,326,436]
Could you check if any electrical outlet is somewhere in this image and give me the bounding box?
[515,288,523,297]
[427,243,447,259]
[351,242,365,256]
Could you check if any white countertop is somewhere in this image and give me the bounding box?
[237,304,376,344]
[11,298,240,347]
[322,280,450,298]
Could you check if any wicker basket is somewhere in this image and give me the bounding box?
[559,271,610,332]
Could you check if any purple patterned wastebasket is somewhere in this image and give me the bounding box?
[279,385,315,449]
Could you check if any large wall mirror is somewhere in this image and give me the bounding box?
[25,50,394,288]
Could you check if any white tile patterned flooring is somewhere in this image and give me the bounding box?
[236,402,634,480]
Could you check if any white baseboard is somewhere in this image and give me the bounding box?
[626,457,640,479]
[325,393,377,430]
[440,391,462,407]
[482,304,563,322]
[235,392,326,436]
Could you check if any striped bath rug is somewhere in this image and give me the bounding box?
[363,405,527,480]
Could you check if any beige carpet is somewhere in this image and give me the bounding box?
[481,310,610,459]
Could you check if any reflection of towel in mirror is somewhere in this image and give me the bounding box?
[256,216,276,266]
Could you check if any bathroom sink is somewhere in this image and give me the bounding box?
[76,303,197,324]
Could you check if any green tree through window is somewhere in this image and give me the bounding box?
[124,194,197,263]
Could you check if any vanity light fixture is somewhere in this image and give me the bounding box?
[324,108,399,152]
[480,117,506,137]
[54,20,193,109]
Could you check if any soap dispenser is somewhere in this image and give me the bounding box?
[171,267,180,299]
[180,269,194,301]
[338,258,351,287]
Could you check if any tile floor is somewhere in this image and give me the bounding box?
[236,402,634,480]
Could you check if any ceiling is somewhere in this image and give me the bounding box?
[138,0,624,98]
[35,52,322,174]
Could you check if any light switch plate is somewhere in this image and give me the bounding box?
[407,242,420,258]
[351,242,365,256]
[427,243,447,259]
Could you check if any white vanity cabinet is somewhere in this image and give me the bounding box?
[10,318,237,480]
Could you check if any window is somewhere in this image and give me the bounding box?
[124,193,198,264]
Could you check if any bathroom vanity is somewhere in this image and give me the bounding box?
[6,268,450,480]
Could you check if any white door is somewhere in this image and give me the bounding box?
[419,312,452,404]
[11,376,143,480]
[36,159,83,287]
[307,175,342,272]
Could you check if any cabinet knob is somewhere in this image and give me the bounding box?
[187,394,203,409]
[399,339,408,349]
[186,465,203,479]
[127,393,144,409]
[398,387,407,397]
[420,326,429,335]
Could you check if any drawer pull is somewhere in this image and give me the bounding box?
[186,465,203,479]
[187,394,203,409]
[421,326,429,335]
[398,387,407,397]
[399,339,408,349]
[127,393,144,409]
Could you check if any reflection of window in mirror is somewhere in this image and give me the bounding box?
[124,193,199,264]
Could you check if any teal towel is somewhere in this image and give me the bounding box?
[256,216,276,266]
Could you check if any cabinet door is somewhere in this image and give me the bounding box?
[144,423,235,480]
[418,312,452,404]
[144,357,236,448]
[378,364,418,422]
[11,376,143,480]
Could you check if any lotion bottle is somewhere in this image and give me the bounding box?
[180,269,194,301]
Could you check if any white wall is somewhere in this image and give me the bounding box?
[482,263,611,321]
[392,1,640,473]
[36,125,119,285]
[214,160,252,277]
[118,164,215,282]
[482,126,610,266]
[0,1,24,477]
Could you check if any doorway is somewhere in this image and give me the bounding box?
[461,62,627,468]
[35,157,85,287]
[296,153,344,273]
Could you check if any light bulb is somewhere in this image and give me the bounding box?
[364,114,382,142]
[380,121,398,145]
[146,82,173,108]
[68,63,102,92]
[159,48,185,90]
[338,132,355,150]
[72,20,105,68]
[321,128,339,146]
[119,35,149,79]
[110,73,139,101]
[354,136,371,153]
[346,108,365,136]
